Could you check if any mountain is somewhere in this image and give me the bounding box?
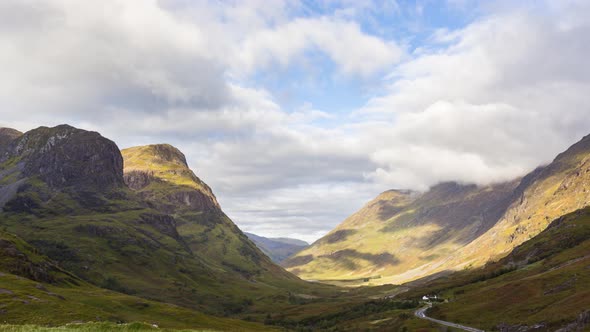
[121,144,299,285]
[0,125,311,318]
[244,232,308,263]
[285,134,590,285]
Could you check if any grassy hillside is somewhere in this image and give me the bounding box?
[286,134,590,285]
[0,323,215,332]
[446,134,590,269]
[0,230,274,331]
[0,211,429,331]
[285,183,518,284]
[282,206,590,331]
[400,207,590,331]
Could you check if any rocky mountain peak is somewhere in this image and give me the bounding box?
[1,125,124,189]
[0,127,23,151]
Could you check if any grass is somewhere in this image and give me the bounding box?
[400,207,590,331]
[0,271,276,331]
[0,322,216,331]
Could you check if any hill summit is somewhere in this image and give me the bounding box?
[122,144,220,212]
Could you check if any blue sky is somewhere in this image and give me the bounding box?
[1,0,589,242]
[243,1,480,117]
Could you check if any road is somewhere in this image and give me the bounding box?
[414,304,485,332]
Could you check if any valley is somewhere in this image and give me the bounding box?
[0,124,588,332]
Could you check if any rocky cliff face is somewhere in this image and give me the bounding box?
[121,144,220,213]
[1,125,124,190]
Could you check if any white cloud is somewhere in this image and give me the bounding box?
[360,3,590,190]
[234,16,403,77]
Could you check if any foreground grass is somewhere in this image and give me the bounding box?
[0,271,276,331]
[0,322,215,332]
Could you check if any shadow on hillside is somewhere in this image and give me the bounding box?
[320,249,400,267]
[316,229,357,245]
[378,181,520,247]
[282,254,314,268]
[377,204,406,221]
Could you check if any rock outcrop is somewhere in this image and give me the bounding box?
[1,125,124,189]
[122,144,220,213]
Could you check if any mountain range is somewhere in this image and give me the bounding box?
[1,124,589,331]
[0,125,327,327]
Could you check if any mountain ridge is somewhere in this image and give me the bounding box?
[286,132,590,285]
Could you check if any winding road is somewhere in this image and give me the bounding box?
[414,304,485,332]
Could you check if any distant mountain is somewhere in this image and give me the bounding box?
[244,232,308,263]
[285,134,590,285]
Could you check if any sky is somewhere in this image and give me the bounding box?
[1,0,590,243]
